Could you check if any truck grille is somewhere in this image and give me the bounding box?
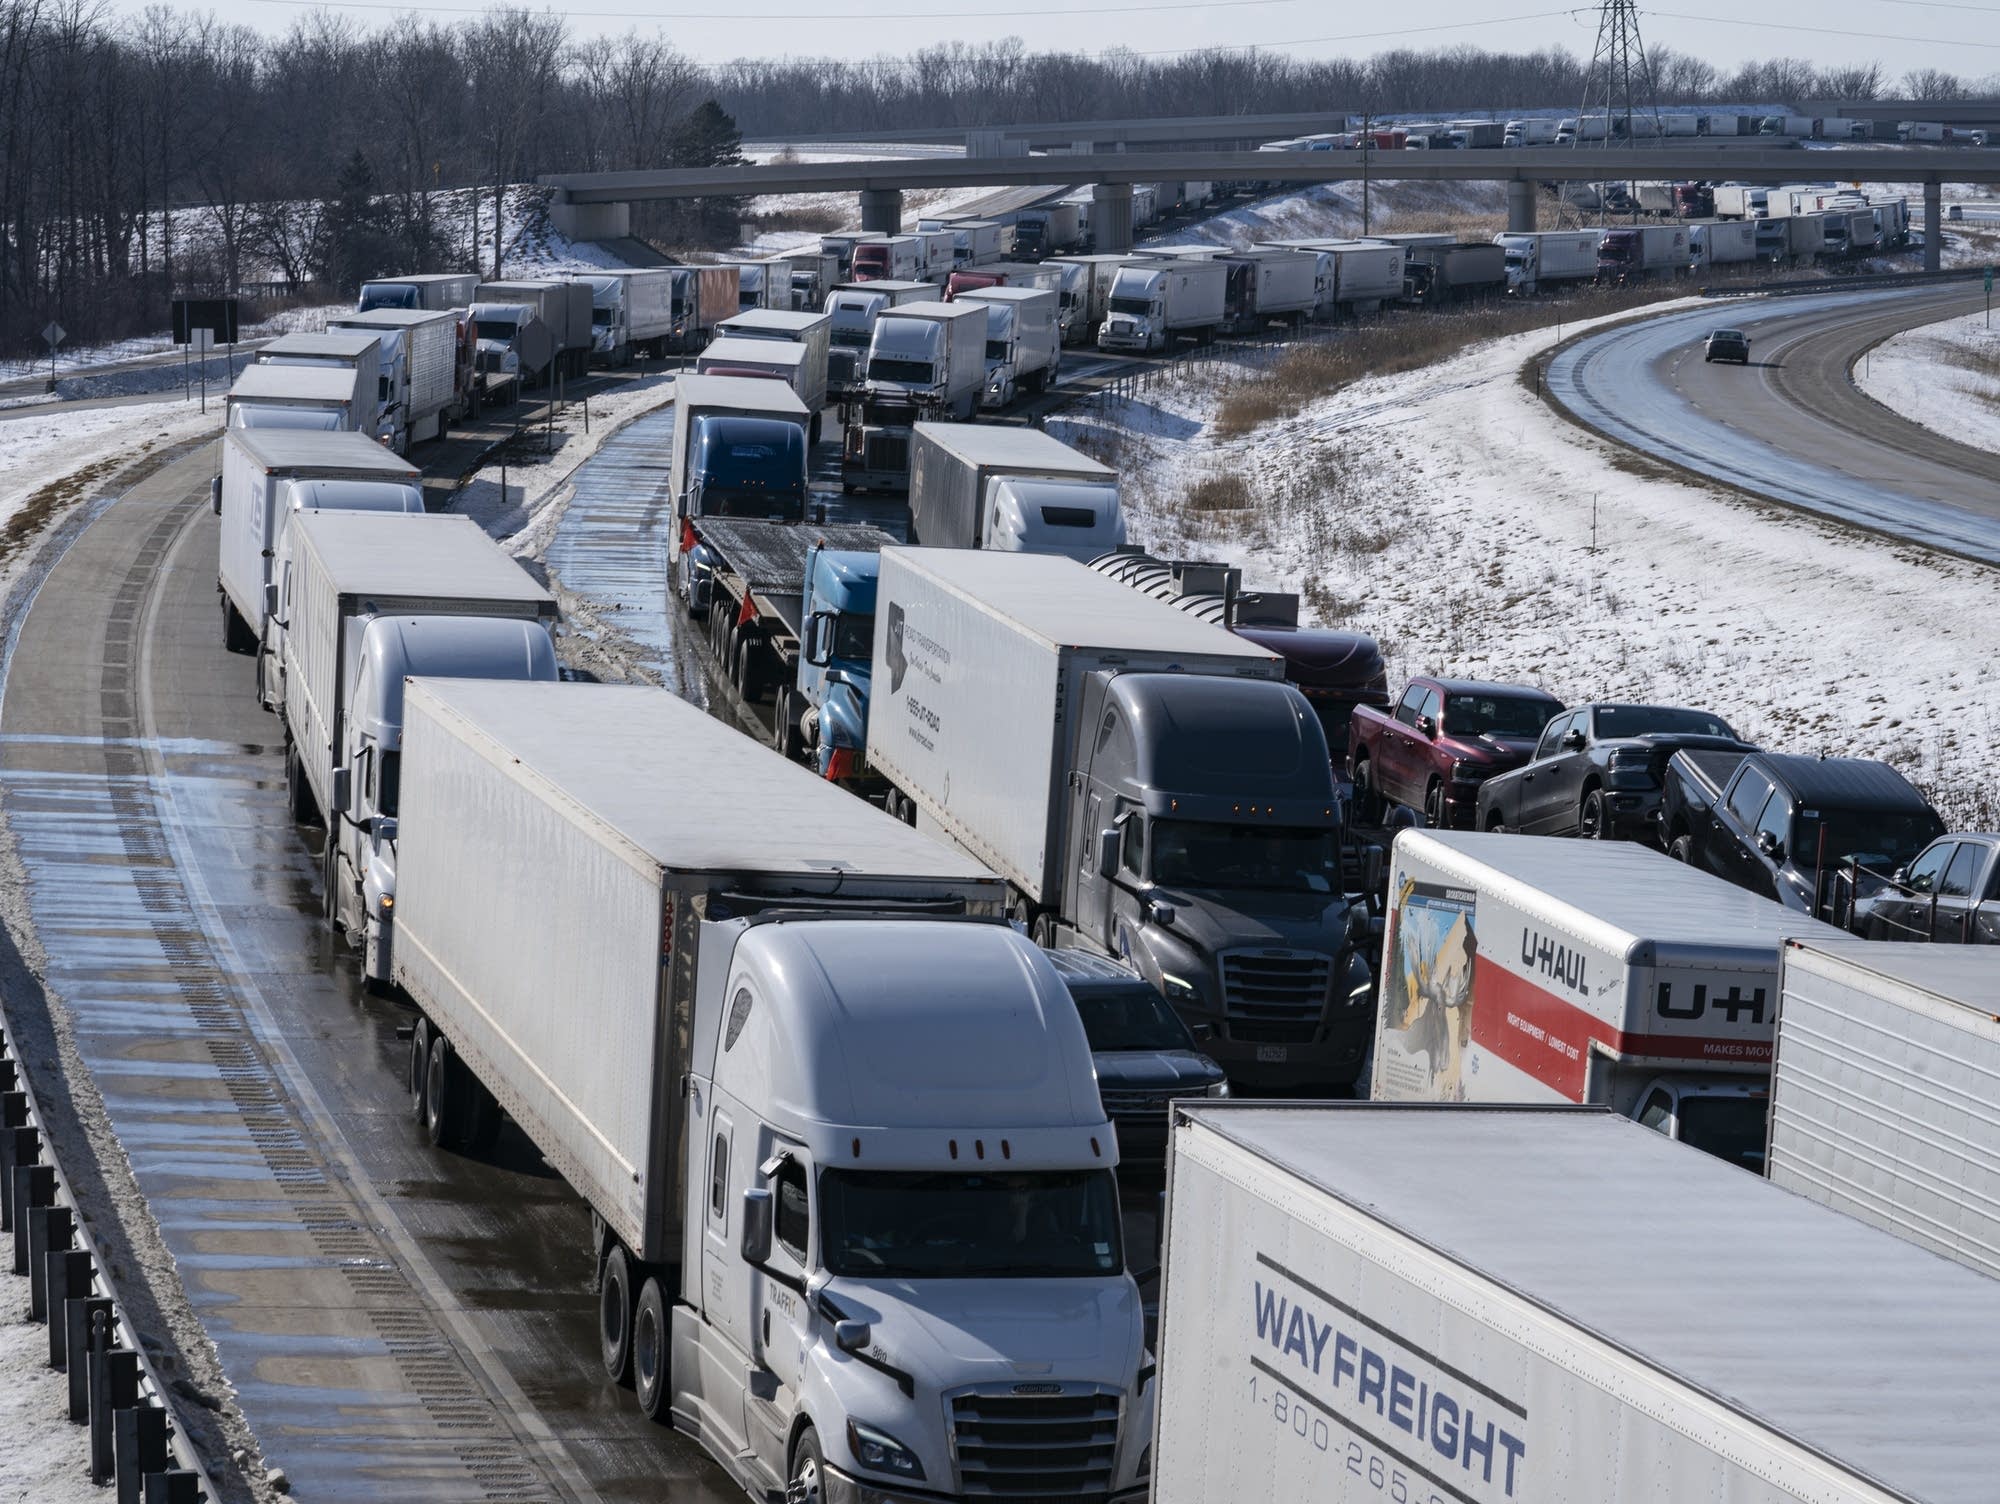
[949,1385,1120,1498]
[1098,1087,1179,1120]
[864,432,909,472]
[1220,950,1332,1044]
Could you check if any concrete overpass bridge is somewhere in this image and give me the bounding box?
[744,110,1356,154]
[546,146,2000,268]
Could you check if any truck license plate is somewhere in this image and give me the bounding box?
[1256,1045,1289,1063]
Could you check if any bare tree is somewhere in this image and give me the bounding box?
[1816,63,1884,101]
[1902,67,1966,103]
[462,8,565,278]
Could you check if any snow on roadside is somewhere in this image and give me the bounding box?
[1855,308,2000,452]
[1048,304,2000,826]
[0,1275,97,1504]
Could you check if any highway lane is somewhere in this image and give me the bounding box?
[0,443,742,1500]
[1546,282,2000,562]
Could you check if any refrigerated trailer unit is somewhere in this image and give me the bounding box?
[1154,1101,2000,1504]
[1769,939,2000,1278]
[905,422,1122,558]
[1373,830,1844,1163]
[356,272,477,313]
[574,268,676,364]
[325,307,464,450]
[225,363,371,434]
[391,679,1151,1502]
[255,332,384,438]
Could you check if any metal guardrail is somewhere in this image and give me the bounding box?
[0,1022,221,1501]
[1704,265,1987,298]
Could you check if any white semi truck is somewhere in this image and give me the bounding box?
[844,301,986,491]
[1687,218,1760,270]
[1372,830,1843,1165]
[905,422,1123,559]
[391,678,1154,1503]
[1096,258,1226,353]
[213,429,422,659]
[255,332,384,438]
[823,280,933,409]
[325,307,465,451]
[575,268,676,364]
[1045,254,1133,342]
[225,363,372,433]
[1154,1101,2000,1504]
[956,285,1060,407]
[1769,938,2000,1279]
[1492,229,1601,293]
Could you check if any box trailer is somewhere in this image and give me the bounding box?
[695,336,828,441]
[279,512,556,826]
[475,279,591,379]
[391,679,1151,1500]
[1769,938,2000,1278]
[1597,223,1689,280]
[1403,241,1508,301]
[1373,830,1843,1163]
[1045,254,1131,341]
[940,219,1006,267]
[955,284,1060,407]
[214,429,422,661]
[850,236,926,283]
[1493,230,1600,293]
[225,363,370,434]
[1013,202,1082,259]
[821,280,932,405]
[906,421,1121,558]
[326,307,463,450]
[574,268,676,363]
[857,299,985,420]
[666,264,740,352]
[356,272,477,313]
[255,332,384,439]
[1687,218,1759,269]
[1222,249,1319,330]
[1155,1101,2000,1504]
[1096,258,1226,352]
[867,548,1375,1089]
[714,308,832,421]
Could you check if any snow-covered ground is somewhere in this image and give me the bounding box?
[1856,308,2000,452]
[1143,179,1507,249]
[1048,305,2000,827]
[0,1273,96,1503]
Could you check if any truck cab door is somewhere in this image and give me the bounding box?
[743,1145,814,1482]
[1517,714,1573,833]
[698,1108,757,1453]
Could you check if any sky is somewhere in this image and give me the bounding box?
[92,0,2000,80]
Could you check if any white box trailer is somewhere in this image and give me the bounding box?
[215,429,422,659]
[1711,184,1767,219]
[695,336,826,440]
[714,309,832,427]
[1688,217,1759,268]
[1273,240,1406,309]
[476,280,591,377]
[280,512,557,828]
[1155,1101,2000,1504]
[256,332,385,438]
[1225,249,1319,328]
[956,284,1060,407]
[1373,831,1843,1163]
[906,421,1121,558]
[326,308,462,450]
[357,272,477,313]
[865,547,1279,906]
[225,363,371,433]
[574,268,676,363]
[1047,254,1137,340]
[1769,938,2000,1279]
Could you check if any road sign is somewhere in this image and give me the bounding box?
[41,321,65,351]
[189,328,214,353]
[172,297,239,344]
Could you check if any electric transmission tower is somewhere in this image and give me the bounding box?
[1576,0,1664,222]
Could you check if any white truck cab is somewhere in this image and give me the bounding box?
[678,916,1152,1504]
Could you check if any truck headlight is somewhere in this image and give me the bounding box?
[1205,1080,1231,1098]
[1159,972,1201,1004]
[847,1420,925,1480]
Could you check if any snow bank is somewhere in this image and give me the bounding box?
[1855,307,2000,452]
[1049,307,2000,826]
[0,1272,97,1502]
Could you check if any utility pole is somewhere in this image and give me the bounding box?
[1361,104,1374,236]
[1577,0,1664,224]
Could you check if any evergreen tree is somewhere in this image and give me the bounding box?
[319,149,398,294]
[670,100,745,245]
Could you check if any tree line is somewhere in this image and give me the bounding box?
[0,0,1991,358]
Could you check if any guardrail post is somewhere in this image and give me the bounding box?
[143,1470,203,1504]
[65,1295,112,1417]
[28,1203,73,1318]
[13,1161,52,1273]
[90,1322,139,1484]
[47,1249,92,1366]
[0,1092,29,1229]
[116,1405,171,1504]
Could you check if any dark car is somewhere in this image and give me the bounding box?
[1348,677,1565,829]
[1044,948,1227,1171]
[1476,702,1754,843]
[1663,751,1945,913]
[1704,328,1751,364]
[1851,832,2000,944]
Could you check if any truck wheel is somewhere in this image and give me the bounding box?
[1579,788,1610,840]
[788,1428,826,1504]
[1668,834,1695,864]
[599,1245,636,1386]
[735,634,767,704]
[633,1276,670,1422]
[422,1034,471,1152]
[1352,759,1383,825]
[774,689,805,760]
[407,1016,432,1119]
[221,597,257,655]
[1423,779,1446,830]
[286,746,322,828]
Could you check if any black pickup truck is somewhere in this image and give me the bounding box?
[1660,749,1945,912]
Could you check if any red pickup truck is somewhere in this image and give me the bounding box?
[1347,675,1564,828]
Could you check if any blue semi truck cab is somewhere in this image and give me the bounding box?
[779,545,883,790]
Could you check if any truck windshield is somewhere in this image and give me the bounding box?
[1593,705,1738,739]
[1070,987,1194,1052]
[831,612,874,661]
[831,328,872,348]
[1677,1094,1768,1172]
[1148,820,1338,894]
[472,319,519,341]
[818,1169,1122,1279]
[1445,694,1557,737]
[1106,296,1152,316]
[1792,808,1943,872]
[867,358,933,384]
[701,440,806,519]
[357,283,417,311]
[985,340,1010,362]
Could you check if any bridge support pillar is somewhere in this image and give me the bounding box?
[1924,179,1941,272]
[859,188,903,234]
[549,193,630,242]
[1093,182,1135,253]
[1506,179,1537,234]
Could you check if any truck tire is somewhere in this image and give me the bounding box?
[1352,758,1383,825]
[774,689,804,760]
[735,633,767,704]
[286,746,322,828]
[1668,833,1695,864]
[633,1276,671,1422]
[221,597,257,655]
[422,1034,473,1152]
[1423,779,1446,830]
[1579,787,1610,840]
[789,1428,826,1504]
[599,1244,636,1386]
[407,1016,432,1119]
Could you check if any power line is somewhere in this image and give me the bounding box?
[1651,10,2000,50]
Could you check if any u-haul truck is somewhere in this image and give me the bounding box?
[1370,831,1842,1168]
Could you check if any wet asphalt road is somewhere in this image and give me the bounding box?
[0,441,742,1501]
[1546,281,2000,562]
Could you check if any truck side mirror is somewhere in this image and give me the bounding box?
[804,611,834,668]
[741,1187,773,1264]
[330,766,352,817]
[1756,830,1782,858]
[210,475,223,517]
[1345,905,1370,947]
[1415,714,1437,738]
[834,1319,872,1354]
[1096,828,1120,880]
[1562,729,1586,751]
[263,582,280,621]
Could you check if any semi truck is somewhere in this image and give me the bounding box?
[573,268,676,364]
[1219,250,1319,330]
[1401,241,1508,301]
[1503,116,1561,145]
[325,307,466,450]
[474,279,591,381]
[1045,254,1131,342]
[1493,230,1600,294]
[906,422,1123,559]
[275,512,559,983]
[666,374,811,600]
[213,428,423,658]
[937,219,1007,267]
[776,249,840,310]
[779,545,883,787]
[356,273,477,313]
[955,285,1060,407]
[1596,223,1690,281]
[850,236,926,283]
[1687,218,1759,270]
[1153,1101,2000,1504]
[1013,203,1082,260]
[714,309,833,429]
[225,363,371,433]
[391,678,1154,1503]
[1756,213,1825,263]
[669,264,741,352]
[255,332,384,439]
[1711,184,1769,219]
[1097,258,1226,353]
[822,280,932,409]
[695,336,829,443]
[867,547,1375,1090]
[1373,829,1842,1165]
[467,299,552,389]
[717,260,787,311]
[843,301,986,491]
[1769,938,2000,1279]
